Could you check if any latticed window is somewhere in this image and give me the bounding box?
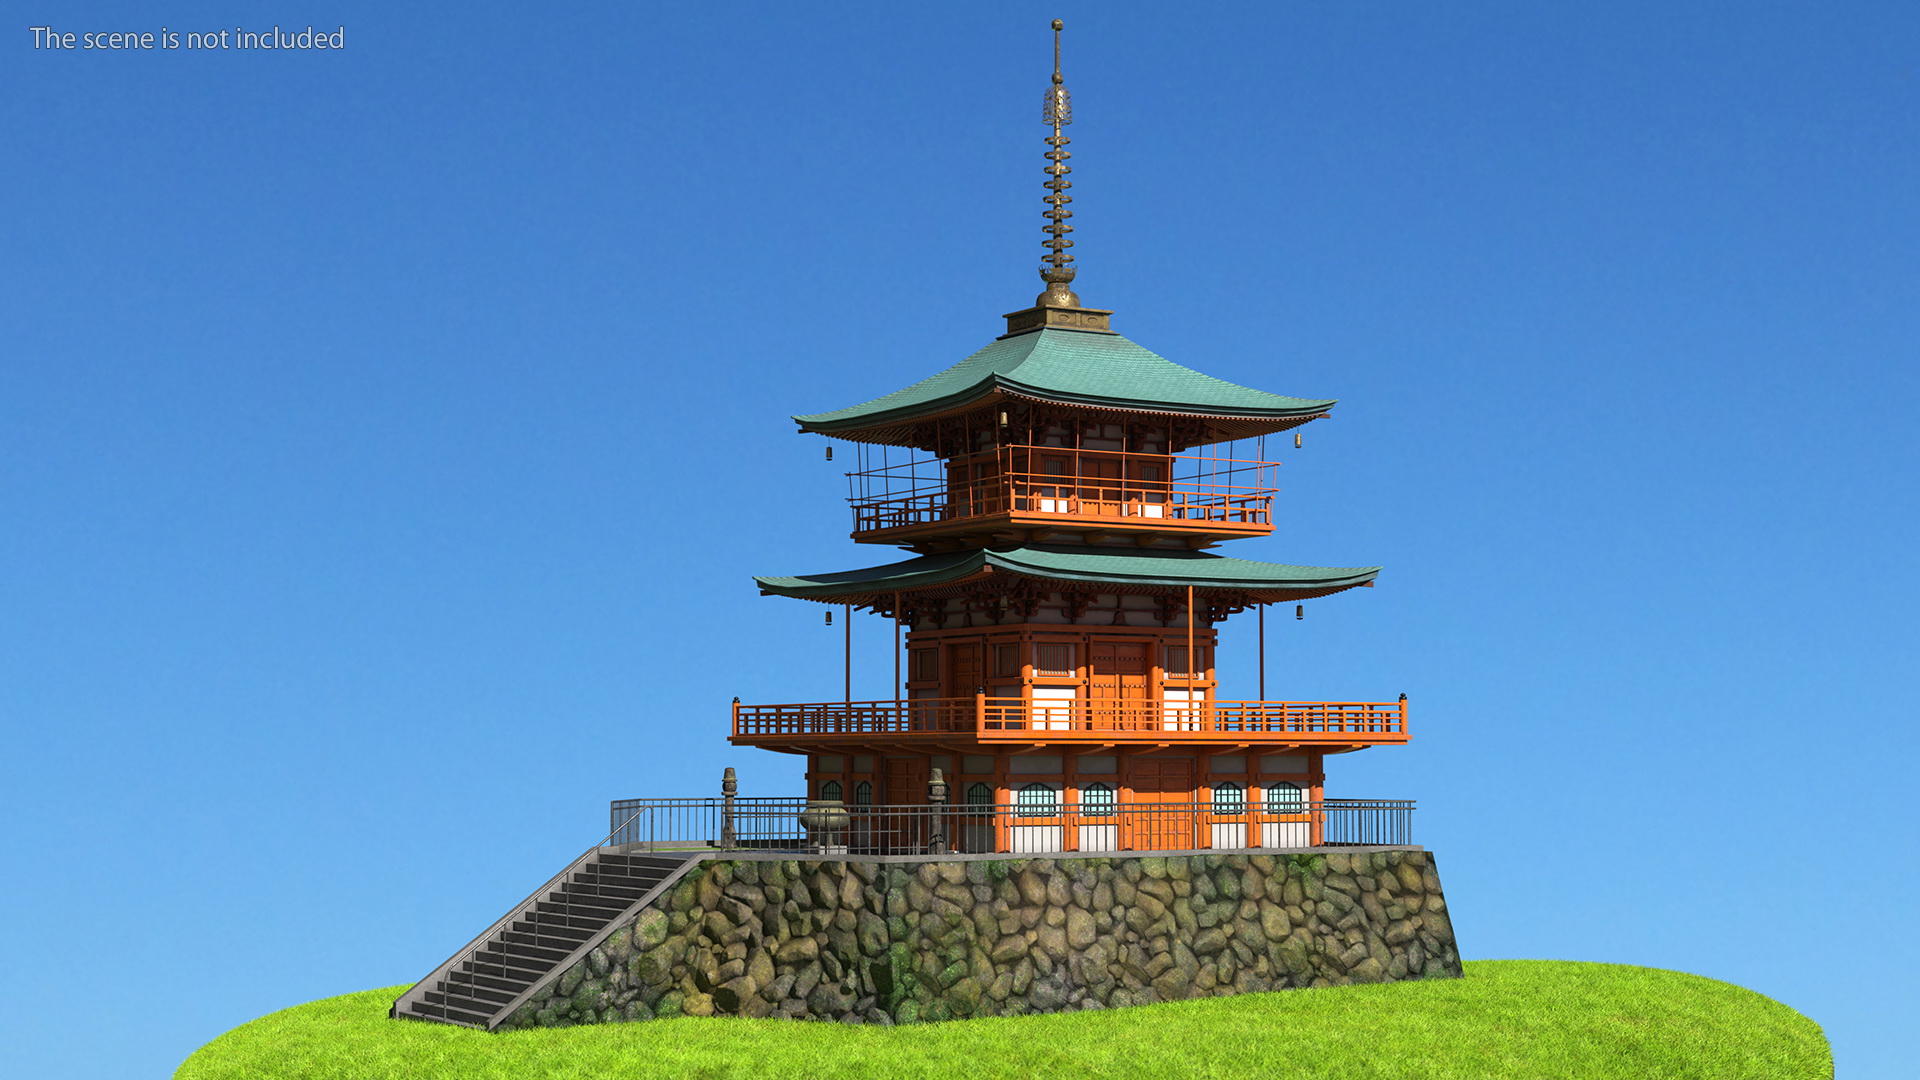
[994,644,1021,677]
[1015,783,1059,818]
[965,782,994,806]
[1212,781,1245,814]
[1165,644,1213,676]
[1080,782,1116,817]
[1265,781,1304,813]
[910,649,938,681]
[819,780,843,802]
[853,781,873,806]
[1035,643,1073,676]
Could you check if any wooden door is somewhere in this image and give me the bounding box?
[1127,456,1171,519]
[1080,458,1124,515]
[884,757,924,805]
[946,644,983,698]
[1089,642,1151,731]
[945,455,1005,519]
[1128,757,1195,851]
[1256,780,1312,850]
[1035,455,1071,513]
[883,757,926,852]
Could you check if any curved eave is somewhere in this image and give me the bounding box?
[795,374,1335,438]
[790,328,1337,446]
[754,545,1380,607]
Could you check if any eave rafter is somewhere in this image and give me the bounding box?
[790,569,1363,623]
[809,392,1331,456]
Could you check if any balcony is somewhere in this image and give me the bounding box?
[607,796,1417,855]
[846,445,1277,546]
[730,696,1409,747]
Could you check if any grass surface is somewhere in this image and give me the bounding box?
[175,960,1831,1080]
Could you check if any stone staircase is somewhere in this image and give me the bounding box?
[393,851,697,1029]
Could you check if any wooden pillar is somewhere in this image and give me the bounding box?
[1258,604,1266,700]
[1186,585,1196,729]
[993,752,1010,854]
[844,602,852,704]
[1064,752,1079,851]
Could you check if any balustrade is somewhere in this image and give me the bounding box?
[731,696,1408,743]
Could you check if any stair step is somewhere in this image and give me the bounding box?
[504,931,593,957]
[506,922,595,945]
[423,990,502,1025]
[456,957,544,986]
[480,941,560,976]
[564,880,651,900]
[497,933,574,962]
[475,944,558,975]
[406,1000,457,1023]
[441,973,524,1003]
[548,885,636,906]
[529,905,619,929]
[447,957,537,991]
[558,879,646,899]
[596,854,690,871]
[549,887,637,910]
[511,915,597,939]
[462,952,548,980]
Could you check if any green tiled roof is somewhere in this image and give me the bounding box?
[755,544,1379,602]
[793,328,1335,435]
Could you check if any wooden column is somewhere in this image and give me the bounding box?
[1258,604,1266,700]
[1186,585,1196,724]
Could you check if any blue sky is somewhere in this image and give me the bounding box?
[3,3,1914,1077]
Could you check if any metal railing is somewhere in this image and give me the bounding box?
[732,696,1409,742]
[606,797,809,850]
[607,797,1414,855]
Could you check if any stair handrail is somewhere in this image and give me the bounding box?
[477,851,709,1030]
[389,805,652,1023]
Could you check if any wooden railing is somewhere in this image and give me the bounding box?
[731,696,1408,743]
[845,447,1277,536]
[608,796,1417,854]
[851,475,1274,534]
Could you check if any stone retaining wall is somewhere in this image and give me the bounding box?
[500,849,1459,1029]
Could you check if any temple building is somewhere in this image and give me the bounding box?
[392,23,1438,1031]
[729,21,1408,853]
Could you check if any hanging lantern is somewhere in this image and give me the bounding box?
[825,446,834,461]
[825,610,833,626]
[1295,604,1304,620]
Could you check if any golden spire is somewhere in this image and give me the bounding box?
[1001,18,1111,336]
[1037,18,1079,309]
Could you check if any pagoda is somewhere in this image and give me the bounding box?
[731,22,1408,853]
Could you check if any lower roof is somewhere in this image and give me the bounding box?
[754,544,1380,605]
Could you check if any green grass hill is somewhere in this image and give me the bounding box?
[176,959,1831,1080]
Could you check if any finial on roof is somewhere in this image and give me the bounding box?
[1000,19,1113,338]
[1038,18,1079,309]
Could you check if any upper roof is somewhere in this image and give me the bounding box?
[793,327,1335,446]
[755,543,1378,605]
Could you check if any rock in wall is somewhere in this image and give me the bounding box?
[499,850,1459,1029]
